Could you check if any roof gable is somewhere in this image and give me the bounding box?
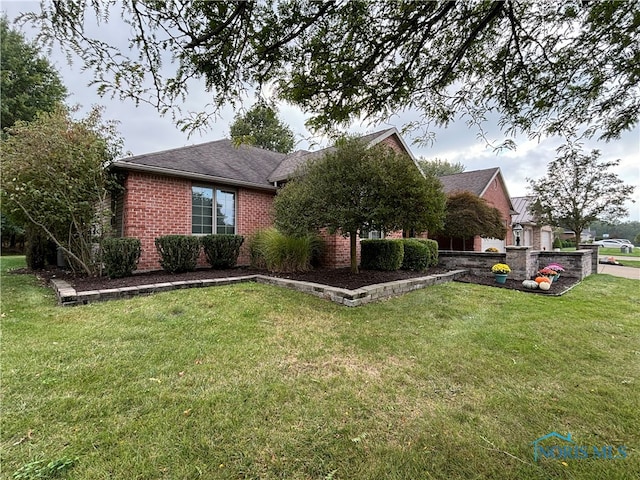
[267,127,415,183]
[111,127,419,189]
[438,168,501,196]
[439,167,517,214]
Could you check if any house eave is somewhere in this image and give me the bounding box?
[110,161,277,192]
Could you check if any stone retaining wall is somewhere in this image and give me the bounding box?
[438,247,597,281]
[52,270,467,307]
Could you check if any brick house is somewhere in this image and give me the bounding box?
[434,168,517,252]
[110,128,418,271]
[510,196,554,251]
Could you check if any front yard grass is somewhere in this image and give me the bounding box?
[1,256,639,479]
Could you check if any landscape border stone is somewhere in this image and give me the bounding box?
[50,270,468,307]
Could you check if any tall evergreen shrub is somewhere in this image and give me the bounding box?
[102,237,141,278]
[201,234,244,269]
[154,235,201,273]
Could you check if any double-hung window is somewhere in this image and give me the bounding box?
[192,186,236,235]
[360,229,383,240]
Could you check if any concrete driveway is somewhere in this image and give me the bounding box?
[597,256,640,280]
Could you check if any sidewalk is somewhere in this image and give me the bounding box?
[596,256,640,280]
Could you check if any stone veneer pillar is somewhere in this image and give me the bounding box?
[505,246,535,281]
[579,243,599,276]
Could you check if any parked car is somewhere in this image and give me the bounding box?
[592,239,634,250]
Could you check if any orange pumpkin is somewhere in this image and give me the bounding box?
[535,276,551,284]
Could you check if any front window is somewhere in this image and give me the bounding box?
[192,186,235,235]
[360,229,383,240]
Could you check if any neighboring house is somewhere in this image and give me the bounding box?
[435,168,517,252]
[110,128,416,271]
[560,228,594,243]
[511,196,554,251]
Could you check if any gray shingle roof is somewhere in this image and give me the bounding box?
[112,127,416,188]
[439,167,518,214]
[438,167,501,196]
[267,128,400,183]
[111,139,287,190]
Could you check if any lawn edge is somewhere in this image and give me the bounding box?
[50,270,469,307]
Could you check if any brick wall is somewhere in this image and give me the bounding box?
[237,189,276,265]
[380,136,404,152]
[481,176,513,246]
[123,172,191,270]
[319,230,358,268]
[122,171,277,270]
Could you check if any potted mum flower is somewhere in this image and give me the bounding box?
[545,263,565,281]
[491,263,511,284]
[537,267,558,282]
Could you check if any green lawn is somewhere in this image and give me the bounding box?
[597,247,640,268]
[1,256,639,479]
[597,246,639,256]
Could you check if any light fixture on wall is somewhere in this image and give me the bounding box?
[513,223,523,246]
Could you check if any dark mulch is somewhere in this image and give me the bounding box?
[23,265,450,292]
[456,273,580,294]
[15,265,579,294]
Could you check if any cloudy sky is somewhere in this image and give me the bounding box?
[4,1,639,221]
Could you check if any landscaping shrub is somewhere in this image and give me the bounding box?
[248,228,323,272]
[154,235,201,273]
[401,239,430,271]
[25,227,50,270]
[553,237,563,249]
[360,239,404,271]
[412,238,439,267]
[201,234,244,269]
[102,237,142,278]
[248,230,268,269]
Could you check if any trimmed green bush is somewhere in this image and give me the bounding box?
[360,239,404,271]
[414,238,439,267]
[248,228,323,272]
[553,237,562,249]
[401,239,430,271]
[201,234,244,269]
[102,237,141,278]
[154,235,201,273]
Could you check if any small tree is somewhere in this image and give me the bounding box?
[438,192,507,250]
[273,137,446,273]
[0,16,67,131]
[528,146,635,246]
[229,102,295,154]
[419,158,465,177]
[1,105,123,275]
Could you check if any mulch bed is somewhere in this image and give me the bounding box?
[456,273,579,294]
[16,265,579,294]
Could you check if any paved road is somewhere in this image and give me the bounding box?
[597,256,639,280]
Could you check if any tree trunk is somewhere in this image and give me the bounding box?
[350,230,359,274]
